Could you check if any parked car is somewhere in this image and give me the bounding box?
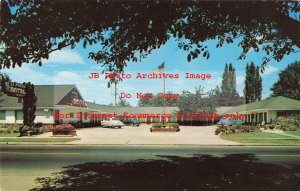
[217,117,244,127]
[123,118,140,126]
[101,118,124,128]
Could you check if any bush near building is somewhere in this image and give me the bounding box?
[19,124,52,136]
[0,123,52,136]
[263,115,300,131]
[215,115,300,135]
[215,125,261,135]
[0,124,21,134]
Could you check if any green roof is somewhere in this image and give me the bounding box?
[226,96,300,113]
[115,107,178,115]
[1,85,76,109]
[216,107,234,115]
[86,102,116,113]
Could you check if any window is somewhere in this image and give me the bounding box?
[72,92,78,99]
[0,111,5,120]
[18,97,22,103]
[16,110,23,120]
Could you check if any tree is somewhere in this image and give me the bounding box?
[221,64,230,97]
[0,73,10,108]
[244,62,262,103]
[23,82,37,127]
[138,93,153,107]
[137,92,178,107]
[117,98,131,107]
[271,61,300,100]
[1,1,299,71]
[221,63,237,99]
[254,66,262,101]
[178,86,216,114]
[212,63,244,106]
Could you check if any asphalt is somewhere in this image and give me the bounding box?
[1,145,300,191]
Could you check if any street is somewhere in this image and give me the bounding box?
[1,145,300,191]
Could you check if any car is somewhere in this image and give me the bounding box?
[123,118,140,126]
[101,118,124,128]
[217,117,244,127]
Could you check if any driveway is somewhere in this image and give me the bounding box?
[40,124,240,145]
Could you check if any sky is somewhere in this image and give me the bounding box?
[2,36,299,106]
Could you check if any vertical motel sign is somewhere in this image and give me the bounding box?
[1,80,37,126]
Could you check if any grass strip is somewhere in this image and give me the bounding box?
[0,138,80,142]
[221,132,300,145]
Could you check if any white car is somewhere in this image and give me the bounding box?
[101,118,124,128]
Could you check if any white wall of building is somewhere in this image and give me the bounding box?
[34,109,54,124]
[5,110,16,124]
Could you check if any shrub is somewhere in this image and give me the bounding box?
[152,123,165,128]
[0,125,22,134]
[0,128,11,133]
[230,127,235,133]
[152,123,179,129]
[52,124,75,133]
[167,123,179,128]
[12,126,20,133]
[35,122,43,128]
[39,125,52,133]
[272,115,300,130]
[215,128,221,135]
[19,125,32,136]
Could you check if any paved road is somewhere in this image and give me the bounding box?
[37,125,240,145]
[1,145,300,191]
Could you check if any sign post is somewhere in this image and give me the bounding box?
[1,81,26,97]
[1,79,37,127]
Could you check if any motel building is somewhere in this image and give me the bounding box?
[225,96,300,124]
[0,84,299,125]
[0,85,180,124]
[0,85,103,124]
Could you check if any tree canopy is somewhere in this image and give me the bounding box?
[271,61,300,100]
[1,1,299,71]
[221,63,237,99]
[117,98,131,107]
[138,92,178,107]
[244,62,262,103]
[211,64,244,106]
[178,86,216,114]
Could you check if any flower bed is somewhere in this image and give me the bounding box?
[52,124,77,136]
[215,125,261,135]
[150,123,180,132]
[265,115,300,131]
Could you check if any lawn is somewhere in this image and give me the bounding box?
[283,131,300,137]
[0,133,20,137]
[0,138,80,142]
[220,132,300,145]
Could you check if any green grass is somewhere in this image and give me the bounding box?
[0,138,80,142]
[221,132,300,145]
[0,133,20,137]
[283,131,300,137]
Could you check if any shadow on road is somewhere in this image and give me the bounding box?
[30,154,300,191]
